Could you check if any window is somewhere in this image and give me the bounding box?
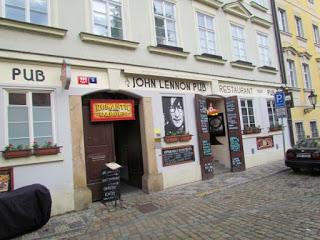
[295,16,304,38]
[257,33,271,66]
[287,60,297,87]
[231,24,246,61]
[313,24,320,44]
[153,0,177,46]
[197,12,216,55]
[254,0,266,6]
[302,63,312,89]
[4,0,49,25]
[241,99,255,128]
[310,121,319,138]
[92,0,123,39]
[295,122,305,142]
[7,91,54,147]
[267,100,279,127]
[278,8,288,32]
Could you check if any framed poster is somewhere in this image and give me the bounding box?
[256,136,274,150]
[0,168,13,192]
[162,96,186,136]
[208,113,226,136]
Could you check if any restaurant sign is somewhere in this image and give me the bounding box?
[90,99,135,122]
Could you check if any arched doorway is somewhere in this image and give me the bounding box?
[82,91,143,201]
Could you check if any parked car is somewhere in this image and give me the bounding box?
[285,138,320,172]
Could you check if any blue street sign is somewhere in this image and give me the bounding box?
[274,91,285,108]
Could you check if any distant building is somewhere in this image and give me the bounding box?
[276,0,320,142]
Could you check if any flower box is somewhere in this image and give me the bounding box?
[163,136,179,143]
[178,134,193,142]
[2,149,32,159]
[243,127,261,135]
[269,125,282,132]
[34,147,60,156]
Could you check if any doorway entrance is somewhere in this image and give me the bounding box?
[82,92,143,201]
[195,94,245,179]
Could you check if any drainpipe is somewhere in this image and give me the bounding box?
[270,0,295,147]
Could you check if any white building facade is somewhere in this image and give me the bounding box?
[0,0,288,215]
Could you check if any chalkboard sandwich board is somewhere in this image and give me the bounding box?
[101,162,122,203]
[162,145,195,167]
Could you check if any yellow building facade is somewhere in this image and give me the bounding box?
[276,0,320,143]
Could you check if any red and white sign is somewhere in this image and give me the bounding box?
[78,76,89,85]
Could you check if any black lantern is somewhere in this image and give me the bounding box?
[308,91,317,109]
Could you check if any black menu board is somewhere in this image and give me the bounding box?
[199,99,209,133]
[226,99,238,131]
[162,145,195,166]
[202,140,212,156]
[101,169,120,202]
[204,162,214,174]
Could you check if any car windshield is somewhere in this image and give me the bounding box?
[294,138,320,148]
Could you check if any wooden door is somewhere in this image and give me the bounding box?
[195,94,214,180]
[82,104,116,201]
[225,96,245,172]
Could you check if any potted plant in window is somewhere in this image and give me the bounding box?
[2,144,32,159]
[269,124,282,132]
[163,132,179,143]
[177,131,193,142]
[243,125,262,135]
[33,141,61,156]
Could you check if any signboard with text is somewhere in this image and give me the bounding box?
[90,99,135,122]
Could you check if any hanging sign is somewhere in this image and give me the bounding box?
[90,99,135,122]
[60,59,71,90]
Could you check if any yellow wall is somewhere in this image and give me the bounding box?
[277,0,320,142]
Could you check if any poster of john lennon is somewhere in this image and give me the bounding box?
[162,97,186,136]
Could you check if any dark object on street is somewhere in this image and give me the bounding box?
[0,184,51,240]
[285,137,320,172]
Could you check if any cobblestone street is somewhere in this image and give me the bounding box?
[17,160,320,240]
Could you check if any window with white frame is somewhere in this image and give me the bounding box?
[310,121,319,138]
[295,122,305,142]
[231,24,246,61]
[313,24,320,44]
[6,91,54,147]
[92,0,123,39]
[4,0,49,25]
[302,63,312,89]
[295,16,304,38]
[257,33,271,66]
[197,12,216,55]
[278,8,288,32]
[153,0,177,46]
[267,100,279,127]
[241,99,255,128]
[287,59,298,87]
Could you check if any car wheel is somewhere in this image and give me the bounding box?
[291,167,300,173]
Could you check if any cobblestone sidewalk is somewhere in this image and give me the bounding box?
[16,159,292,240]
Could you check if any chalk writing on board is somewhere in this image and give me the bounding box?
[232,157,242,167]
[202,140,212,156]
[204,162,214,173]
[226,99,239,130]
[101,169,120,202]
[199,99,209,133]
[162,145,195,166]
[230,137,240,152]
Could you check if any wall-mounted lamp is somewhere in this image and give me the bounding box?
[304,91,317,114]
